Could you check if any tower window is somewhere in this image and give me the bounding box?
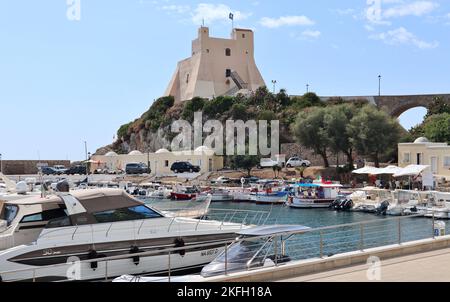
[226,69,231,77]
[242,34,246,38]
[186,74,190,83]
[225,48,231,56]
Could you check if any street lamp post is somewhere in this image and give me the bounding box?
[378,75,382,96]
[271,80,277,94]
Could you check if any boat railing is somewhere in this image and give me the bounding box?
[2,210,448,282]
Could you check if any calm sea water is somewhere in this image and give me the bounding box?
[143,198,448,260]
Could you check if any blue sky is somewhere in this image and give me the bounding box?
[1,0,449,160]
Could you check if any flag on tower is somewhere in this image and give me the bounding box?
[229,12,234,20]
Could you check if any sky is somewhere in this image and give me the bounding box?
[0,0,449,160]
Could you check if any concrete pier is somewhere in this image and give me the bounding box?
[206,234,450,282]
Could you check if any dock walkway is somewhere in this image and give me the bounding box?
[280,247,450,282]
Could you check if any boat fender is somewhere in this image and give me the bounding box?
[174,237,186,257]
[87,249,106,270]
[130,245,142,265]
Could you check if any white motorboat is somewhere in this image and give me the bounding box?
[113,224,311,282]
[0,184,251,282]
[349,187,392,213]
[147,185,172,199]
[287,183,342,209]
[199,188,233,202]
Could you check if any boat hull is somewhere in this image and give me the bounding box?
[288,198,334,209]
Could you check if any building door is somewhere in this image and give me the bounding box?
[431,157,438,174]
[416,153,422,165]
[208,159,213,172]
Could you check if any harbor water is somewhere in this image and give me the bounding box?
[144,198,450,262]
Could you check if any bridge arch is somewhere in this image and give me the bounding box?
[374,94,450,118]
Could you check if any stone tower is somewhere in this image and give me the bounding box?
[164,27,266,102]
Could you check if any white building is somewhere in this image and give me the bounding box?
[398,137,450,180]
[91,147,223,176]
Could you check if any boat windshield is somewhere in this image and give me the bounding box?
[1,204,18,226]
[200,237,272,277]
[218,239,267,264]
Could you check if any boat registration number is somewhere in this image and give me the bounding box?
[201,248,219,257]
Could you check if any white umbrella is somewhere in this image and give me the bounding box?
[393,165,430,177]
[372,165,403,175]
[352,166,382,174]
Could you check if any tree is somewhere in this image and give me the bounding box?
[230,103,248,120]
[426,96,450,118]
[272,165,282,179]
[324,104,357,168]
[292,107,330,167]
[348,105,402,167]
[181,97,206,121]
[422,113,450,143]
[291,92,324,111]
[230,155,260,176]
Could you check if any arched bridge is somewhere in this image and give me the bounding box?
[320,94,450,117]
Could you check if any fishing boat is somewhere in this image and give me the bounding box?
[287,183,343,209]
[199,188,233,202]
[251,180,289,205]
[170,185,200,200]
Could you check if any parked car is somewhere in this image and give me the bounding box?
[211,176,231,184]
[285,157,311,168]
[66,165,87,175]
[125,163,150,175]
[40,167,58,175]
[53,165,68,175]
[170,162,200,173]
[257,158,281,169]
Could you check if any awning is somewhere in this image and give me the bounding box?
[372,165,404,175]
[393,165,430,177]
[352,166,381,174]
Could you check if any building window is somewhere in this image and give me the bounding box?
[242,33,246,38]
[226,69,231,77]
[225,48,231,56]
[206,49,210,53]
[186,74,189,83]
[444,156,450,167]
[165,160,169,167]
[403,153,410,164]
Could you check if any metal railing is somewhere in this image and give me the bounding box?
[0,210,446,282]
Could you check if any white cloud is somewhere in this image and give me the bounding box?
[191,4,252,25]
[259,15,315,28]
[383,1,439,18]
[301,30,321,39]
[365,0,438,26]
[370,27,438,49]
[161,4,191,14]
